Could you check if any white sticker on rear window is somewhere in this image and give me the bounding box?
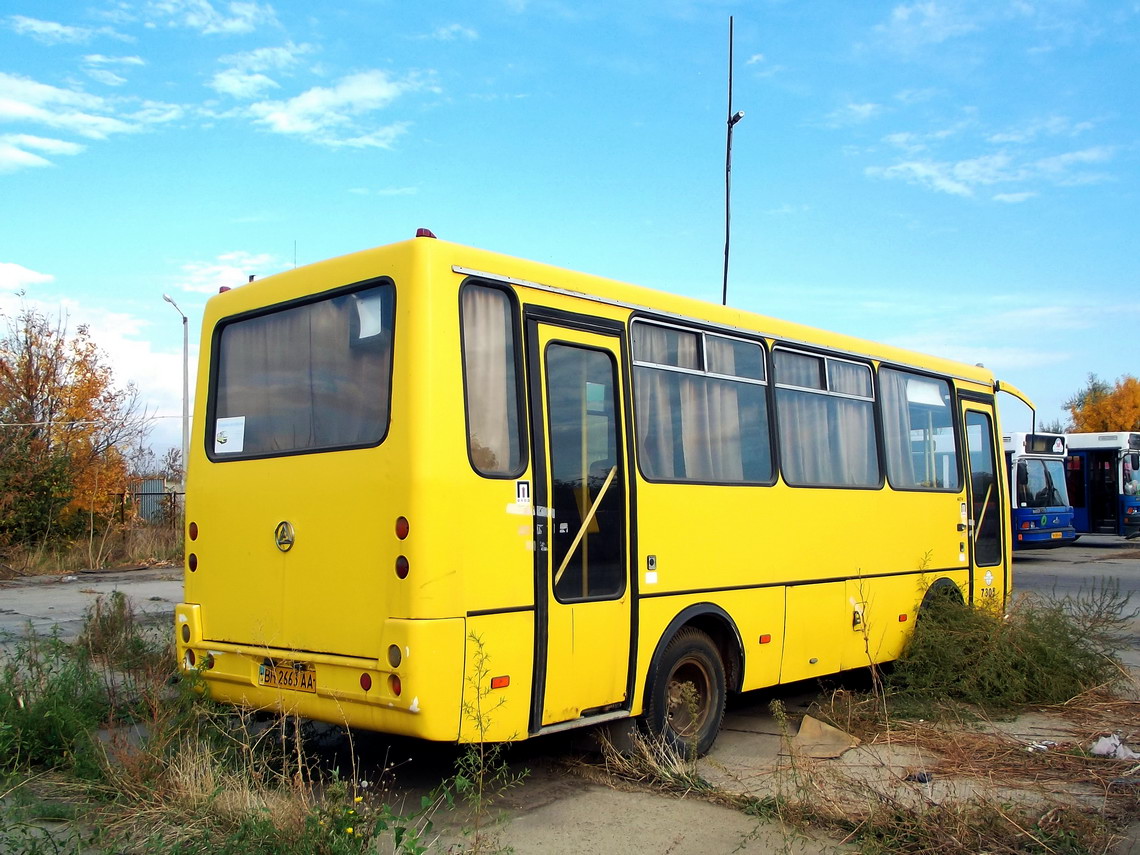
[215,416,246,454]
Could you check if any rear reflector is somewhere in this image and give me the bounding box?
[388,674,402,696]
[396,517,410,540]
[395,555,409,579]
[360,673,373,692]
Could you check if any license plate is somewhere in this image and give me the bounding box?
[1051,531,1063,539]
[258,661,316,693]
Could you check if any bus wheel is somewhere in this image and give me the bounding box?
[645,627,726,756]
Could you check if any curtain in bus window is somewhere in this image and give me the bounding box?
[776,389,830,484]
[879,368,958,490]
[775,350,822,389]
[833,397,879,485]
[461,285,522,475]
[880,369,917,486]
[633,326,770,483]
[215,287,390,456]
[633,326,678,478]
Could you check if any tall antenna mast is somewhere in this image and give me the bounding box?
[722,16,745,306]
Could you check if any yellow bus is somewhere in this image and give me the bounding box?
[176,231,1021,754]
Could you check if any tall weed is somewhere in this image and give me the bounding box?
[888,581,1132,714]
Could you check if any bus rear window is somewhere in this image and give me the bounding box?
[210,282,394,459]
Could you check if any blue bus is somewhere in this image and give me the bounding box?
[1002,432,1076,549]
[1065,432,1140,540]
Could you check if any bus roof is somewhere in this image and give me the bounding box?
[1066,432,1140,452]
[208,234,1002,391]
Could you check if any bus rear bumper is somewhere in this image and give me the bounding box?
[174,603,466,741]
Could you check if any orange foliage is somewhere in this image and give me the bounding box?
[1068,375,1140,433]
[0,306,146,541]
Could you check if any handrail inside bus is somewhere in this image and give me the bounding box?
[974,482,993,547]
[554,465,618,586]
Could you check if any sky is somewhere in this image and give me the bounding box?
[1,0,1137,457]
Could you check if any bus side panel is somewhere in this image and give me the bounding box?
[781,582,845,683]
[632,479,967,695]
[841,571,967,671]
[460,613,535,743]
[632,588,786,714]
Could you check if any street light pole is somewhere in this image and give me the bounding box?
[162,294,189,485]
[722,16,745,306]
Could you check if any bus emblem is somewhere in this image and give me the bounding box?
[274,521,296,552]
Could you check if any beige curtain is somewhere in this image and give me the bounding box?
[461,286,516,474]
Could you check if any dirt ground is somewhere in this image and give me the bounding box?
[4,537,1140,853]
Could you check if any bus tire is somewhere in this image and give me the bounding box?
[644,626,726,756]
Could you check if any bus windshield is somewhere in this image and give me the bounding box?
[210,282,395,459]
[1016,458,1069,507]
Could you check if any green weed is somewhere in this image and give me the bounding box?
[887,582,1131,714]
[0,630,108,775]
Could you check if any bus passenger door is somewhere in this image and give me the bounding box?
[528,320,632,728]
[960,400,1008,606]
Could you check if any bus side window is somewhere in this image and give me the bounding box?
[460,283,525,477]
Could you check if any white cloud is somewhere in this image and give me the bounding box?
[992,191,1036,203]
[987,115,1092,144]
[86,69,128,86]
[894,87,939,105]
[866,140,1116,198]
[147,0,277,35]
[0,262,54,291]
[746,53,765,65]
[6,15,132,44]
[174,251,279,294]
[6,15,94,44]
[866,159,974,196]
[349,185,417,197]
[246,70,432,147]
[209,42,312,99]
[0,72,134,139]
[0,134,85,173]
[875,1,981,51]
[0,73,182,170]
[84,54,146,66]
[211,69,279,99]
[82,54,146,87]
[824,102,884,128]
[420,24,478,41]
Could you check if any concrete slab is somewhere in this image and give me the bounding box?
[0,566,181,656]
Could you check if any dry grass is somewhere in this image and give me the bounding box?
[2,521,182,577]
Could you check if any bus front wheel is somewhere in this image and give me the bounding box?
[645,627,726,756]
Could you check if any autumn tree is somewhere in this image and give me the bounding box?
[1065,373,1140,433]
[0,304,149,545]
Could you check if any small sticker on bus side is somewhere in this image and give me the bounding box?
[215,416,246,453]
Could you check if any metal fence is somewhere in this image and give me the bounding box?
[116,490,184,527]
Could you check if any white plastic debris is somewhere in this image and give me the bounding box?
[1025,741,1057,753]
[1089,733,1140,761]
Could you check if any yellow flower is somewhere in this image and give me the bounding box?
[345,827,354,835]
[354,796,363,803]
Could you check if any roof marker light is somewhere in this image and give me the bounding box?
[415,228,437,239]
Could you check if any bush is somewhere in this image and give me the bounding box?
[888,581,1131,713]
